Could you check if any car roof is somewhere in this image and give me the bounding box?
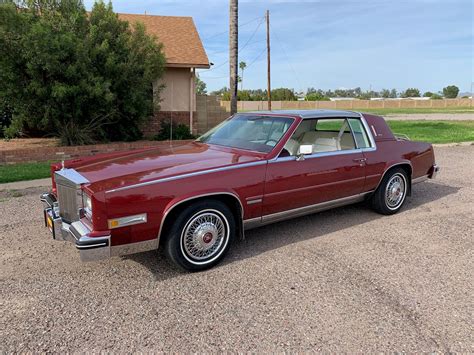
[242,109,361,119]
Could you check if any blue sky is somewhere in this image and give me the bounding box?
[84,0,473,94]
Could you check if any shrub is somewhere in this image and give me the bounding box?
[305,92,330,101]
[0,0,165,145]
[154,121,195,141]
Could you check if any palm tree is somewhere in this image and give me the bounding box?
[239,61,247,91]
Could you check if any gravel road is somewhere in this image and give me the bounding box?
[1,146,473,352]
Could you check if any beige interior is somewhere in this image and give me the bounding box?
[283,120,356,156]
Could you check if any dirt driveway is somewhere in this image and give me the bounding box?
[1,146,473,352]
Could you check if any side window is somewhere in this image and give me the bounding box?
[347,118,371,148]
[282,118,356,156]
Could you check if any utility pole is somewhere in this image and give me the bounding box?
[266,10,271,110]
[229,0,238,115]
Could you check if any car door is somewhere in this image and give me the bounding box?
[262,117,367,217]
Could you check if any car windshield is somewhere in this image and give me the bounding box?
[197,114,294,153]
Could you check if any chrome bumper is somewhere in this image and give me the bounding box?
[429,164,440,179]
[40,193,111,262]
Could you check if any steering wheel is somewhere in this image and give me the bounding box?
[264,139,278,147]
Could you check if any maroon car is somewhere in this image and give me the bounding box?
[41,110,439,271]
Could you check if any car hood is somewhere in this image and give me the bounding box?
[74,142,265,192]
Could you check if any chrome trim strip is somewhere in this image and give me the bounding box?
[412,175,429,185]
[246,198,263,205]
[157,192,245,243]
[108,213,147,229]
[243,192,372,229]
[105,161,267,194]
[243,217,262,230]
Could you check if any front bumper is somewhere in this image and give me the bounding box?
[41,193,111,262]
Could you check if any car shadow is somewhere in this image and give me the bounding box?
[126,181,460,281]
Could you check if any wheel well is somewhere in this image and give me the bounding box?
[159,194,243,245]
[386,163,412,195]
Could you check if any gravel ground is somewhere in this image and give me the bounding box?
[1,146,473,352]
[384,113,473,120]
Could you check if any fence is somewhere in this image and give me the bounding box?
[220,98,473,111]
[0,140,193,165]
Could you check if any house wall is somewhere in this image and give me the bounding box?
[142,67,196,138]
[155,67,195,112]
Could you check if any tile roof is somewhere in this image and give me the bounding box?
[118,13,210,69]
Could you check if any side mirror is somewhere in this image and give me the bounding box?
[296,144,313,161]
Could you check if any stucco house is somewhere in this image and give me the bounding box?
[118,13,210,136]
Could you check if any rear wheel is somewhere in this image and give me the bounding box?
[164,200,235,271]
[370,168,408,215]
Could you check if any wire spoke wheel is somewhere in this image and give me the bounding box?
[385,173,406,209]
[180,209,229,264]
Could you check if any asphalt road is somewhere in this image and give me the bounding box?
[1,145,473,352]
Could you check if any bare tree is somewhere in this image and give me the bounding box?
[229,0,238,114]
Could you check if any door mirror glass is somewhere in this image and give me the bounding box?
[299,144,313,155]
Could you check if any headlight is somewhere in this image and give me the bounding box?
[82,192,93,218]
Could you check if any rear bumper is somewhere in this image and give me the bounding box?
[40,193,111,262]
[429,164,440,179]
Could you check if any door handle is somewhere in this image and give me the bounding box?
[353,158,367,163]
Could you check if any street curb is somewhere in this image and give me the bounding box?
[0,178,51,191]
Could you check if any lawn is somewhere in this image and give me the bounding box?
[0,162,52,184]
[358,107,474,115]
[386,120,474,144]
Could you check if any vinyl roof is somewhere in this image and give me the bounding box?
[243,110,362,119]
[117,13,210,69]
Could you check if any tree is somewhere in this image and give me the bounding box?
[271,88,297,101]
[0,0,165,145]
[239,61,246,91]
[423,91,434,97]
[401,88,421,98]
[442,85,459,99]
[381,89,391,98]
[195,76,207,95]
[389,89,398,98]
[305,91,329,101]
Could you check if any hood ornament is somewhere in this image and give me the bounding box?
[61,160,65,170]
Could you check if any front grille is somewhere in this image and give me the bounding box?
[56,183,79,223]
[54,169,89,224]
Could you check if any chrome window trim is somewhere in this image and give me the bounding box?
[270,148,363,163]
[271,113,377,163]
[358,113,377,149]
[105,160,267,194]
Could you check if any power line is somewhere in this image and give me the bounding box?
[269,22,304,91]
[201,17,265,73]
[202,16,263,41]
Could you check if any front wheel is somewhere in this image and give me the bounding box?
[370,168,408,215]
[164,200,236,271]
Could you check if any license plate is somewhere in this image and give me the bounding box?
[44,209,56,239]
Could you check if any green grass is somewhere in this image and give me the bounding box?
[386,120,474,144]
[357,107,474,115]
[0,162,52,184]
